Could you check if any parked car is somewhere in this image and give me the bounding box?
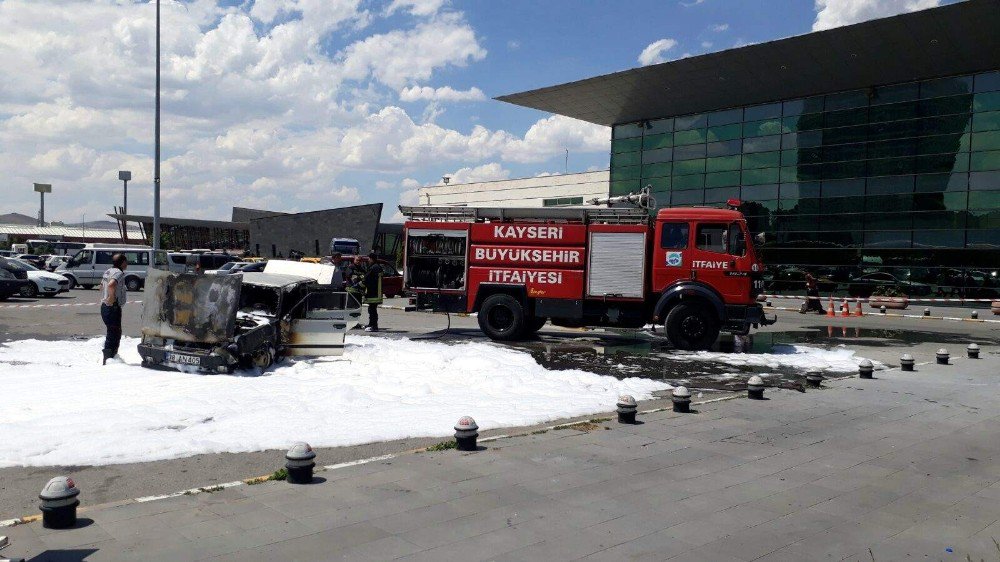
[167,252,191,274]
[0,250,15,258]
[206,261,249,275]
[56,246,169,291]
[184,252,238,273]
[0,257,30,301]
[15,254,46,269]
[12,260,70,298]
[233,261,267,273]
[138,261,361,373]
[846,272,932,298]
[46,255,71,272]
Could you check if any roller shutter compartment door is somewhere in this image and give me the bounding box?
[587,232,646,298]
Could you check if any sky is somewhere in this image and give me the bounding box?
[0,0,955,224]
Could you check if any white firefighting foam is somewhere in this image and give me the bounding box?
[0,336,670,467]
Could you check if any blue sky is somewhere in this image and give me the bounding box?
[0,0,953,224]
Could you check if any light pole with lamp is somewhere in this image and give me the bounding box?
[152,0,161,250]
[118,171,131,215]
[33,183,52,227]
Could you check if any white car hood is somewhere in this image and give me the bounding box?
[28,271,67,282]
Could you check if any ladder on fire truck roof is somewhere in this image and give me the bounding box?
[399,186,655,225]
[398,205,650,225]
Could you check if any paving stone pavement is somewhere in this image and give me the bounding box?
[4,351,1000,561]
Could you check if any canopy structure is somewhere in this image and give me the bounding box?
[497,0,1000,126]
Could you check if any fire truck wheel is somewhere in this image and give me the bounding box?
[526,316,547,333]
[665,303,720,351]
[478,294,526,341]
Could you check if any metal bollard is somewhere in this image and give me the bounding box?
[923,307,930,317]
[285,443,317,484]
[971,310,978,319]
[671,386,691,413]
[900,354,915,371]
[936,348,950,365]
[616,395,638,424]
[968,343,980,359]
[747,375,765,400]
[805,370,824,388]
[858,359,874,379]
[454,416,479,451]
[39,477,80,529]
[880,305,886,314]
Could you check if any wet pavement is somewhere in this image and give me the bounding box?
[502,324,1000,393]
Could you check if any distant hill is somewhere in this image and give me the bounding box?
[66,220,121,229]
[0,212,38,225]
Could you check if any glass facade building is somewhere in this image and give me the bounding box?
[609,70,1000,298]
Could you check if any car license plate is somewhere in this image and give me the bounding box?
[166,352,201,366]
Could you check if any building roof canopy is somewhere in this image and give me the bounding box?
[497,0,1000,126]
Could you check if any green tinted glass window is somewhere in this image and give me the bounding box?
[647,118,673,134]
[917,134,968,155]
[825,108,868,128]
[869,101,918,123]
[971,151,1000,172]
[742,167,780,185]
[743,119,783,138]
[613,123,643,139]
[780,150,798,166]
[741,184,779,200]
[970,171,1000,190]
[972,92,1000,111]
[706,155,741,172]
[673,158,705,176]
[867,194,914,212]
[670,190,704,206]
[972,131,1000,151]
[976,72,1000,93]
[644,176,671,191]
[973,111,1000,132]
[707,124,741,142]
[673,173,705,190]
[823,160,866,179]
[915,173,968,192]
[912,211,966,230]
[744,103,781,121]
[969,190,1000,209]
[869,157,915,177]
[674,114,707,131]
[610,179,640,195]
[642,147,673,164]
[707,108,743,126]
[705,171,740,188]
[825,143,866,162]
[674,129,707,146]
[742,151,780,169]
[865,213,912,230]
[642,132,673,150]
[782,97,824,116]
[872,82,919,105]
[611,151,640,167]
[611,137,643,153]
[705,187,740,203]
[922,115,972,136]
[919,95,973,117]
[641,162,672,179]
[610,165,641,181]
[921,76,973,99]
[916,153,969,175]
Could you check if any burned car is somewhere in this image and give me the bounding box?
[138,261,360,373]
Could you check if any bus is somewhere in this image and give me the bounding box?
[26,240,86,256]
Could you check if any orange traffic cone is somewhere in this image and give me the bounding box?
[826,297,835,317]
[853,300,864,317]
[841,299,850,317]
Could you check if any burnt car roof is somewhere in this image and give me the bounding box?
[240,272,315,288]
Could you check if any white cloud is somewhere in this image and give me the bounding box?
[507,40,520,50]
[701,41,713,49]
[813,0,941,31]
[443,162,510,184]
[375,180,395,190]
[399,85,486,102]
[710,23,729,32]
[680,0,706,6]
[637,38,678,66]
[385,0,448,17]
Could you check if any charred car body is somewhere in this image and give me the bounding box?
[138,261,360,373]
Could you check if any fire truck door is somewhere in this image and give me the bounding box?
[688,222,749,301]
[652,221,692,291]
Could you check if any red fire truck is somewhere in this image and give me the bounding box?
[400,196,773,350]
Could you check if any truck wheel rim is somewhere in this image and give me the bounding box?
[489,307,514,331]
[680,315,705,339]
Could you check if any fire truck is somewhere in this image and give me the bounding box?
[400,191,773,350]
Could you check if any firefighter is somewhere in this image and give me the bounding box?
[345,255,365,305]
[802,272,824,313]
[362,253,383,332]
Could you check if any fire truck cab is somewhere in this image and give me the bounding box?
[401,199,772,350]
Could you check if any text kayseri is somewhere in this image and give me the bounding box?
[492,225,564,240]
[691,260,729,269]
[474,247,582,264]
[486,269,564,284]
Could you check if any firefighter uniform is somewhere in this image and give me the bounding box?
[362,262,383,332]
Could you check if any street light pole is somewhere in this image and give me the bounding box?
[118,170,131,215]
[152,0,161,250]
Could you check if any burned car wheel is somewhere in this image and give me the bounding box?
[251,345,275,370]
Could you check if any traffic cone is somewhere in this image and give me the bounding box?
[840,299,850,317]
[826,297,835,317]
[853,300,864,317]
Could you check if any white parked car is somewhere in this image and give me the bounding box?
[46,255,71,272]
[206,261,249,275]
[13,260,70,298]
